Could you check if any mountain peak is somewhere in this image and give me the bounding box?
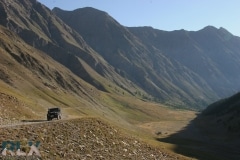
[53,7,108,17]
[197,26,234,41]
[201,25,218,32]
[73,7,105,13]
[52,7,117,30]
[200,26,232,35]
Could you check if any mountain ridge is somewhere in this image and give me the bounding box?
[0,0,142,96]
[1,0,240,110]
[53,7,230,109]
[128,25,240,97]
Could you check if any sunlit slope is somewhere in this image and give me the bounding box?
[0,25,182,128]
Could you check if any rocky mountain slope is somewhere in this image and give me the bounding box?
[53,7,240,109]
[0,24,99,120]
[0,0,140,96]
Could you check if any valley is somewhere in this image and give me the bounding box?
[0,91,196,160]
[0,0,240,159]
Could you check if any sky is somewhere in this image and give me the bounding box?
[37,0,240,37]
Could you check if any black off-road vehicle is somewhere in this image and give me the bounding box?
[47,107,62,121]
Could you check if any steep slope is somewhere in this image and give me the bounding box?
[0,0,139,96]
[53,7,216,109]
[0,25,101,121]
[129,26,240,98]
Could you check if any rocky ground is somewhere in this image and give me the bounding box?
[0,92,39,125]
[0,117,187,160]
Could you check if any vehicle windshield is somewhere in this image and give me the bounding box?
[48,108,60,112]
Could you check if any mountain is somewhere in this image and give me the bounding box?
[1,1,240,159]
[0,23,171,131]
[53,7,219,109]
[0,0,189,127]
[0,25,191,160]
[0,0,140,96]
[128,26,240,97]
[0,24,99,120]
[1,0,240,111]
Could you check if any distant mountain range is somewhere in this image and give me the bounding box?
[1,0,240,110]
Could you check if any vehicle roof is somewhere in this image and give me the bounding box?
[48,107,60,110]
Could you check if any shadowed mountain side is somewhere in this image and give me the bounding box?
[128,26,240,98]
[156,119,240,160]
[157,93,240,160]
[53,7,218,109]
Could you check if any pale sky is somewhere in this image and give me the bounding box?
[37,0,240,37]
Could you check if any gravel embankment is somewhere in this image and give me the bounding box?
[0,118,181,159]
